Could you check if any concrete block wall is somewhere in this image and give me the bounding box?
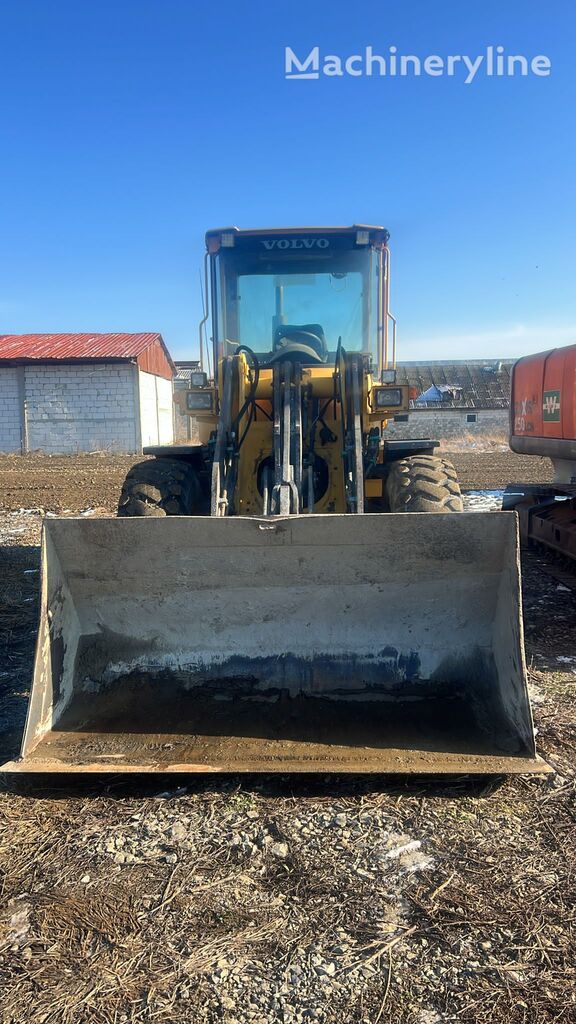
[383,407,509,440]
[24,364,139,453]
[0,367,22,453]
[138,370,174,447]
[0,363,143,453]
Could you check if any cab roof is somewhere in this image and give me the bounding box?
[205,225,390,250]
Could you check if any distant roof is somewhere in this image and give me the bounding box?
[174,360,201,382]
[0,332,175,373]
[396,361,513,409]
[398,359,514,367]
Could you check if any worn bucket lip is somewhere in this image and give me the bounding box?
[1,753,552,775]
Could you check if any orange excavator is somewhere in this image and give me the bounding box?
[505,343,576,565]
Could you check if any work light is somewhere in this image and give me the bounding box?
[374,387,403,408]
[187,390,214,411]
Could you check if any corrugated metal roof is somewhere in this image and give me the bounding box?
[0,332,164,361]
[396,362,512,409]
[174,360,201,381]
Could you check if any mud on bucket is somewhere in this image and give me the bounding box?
[3,513,547,775]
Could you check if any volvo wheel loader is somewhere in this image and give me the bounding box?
[4,226,547,775]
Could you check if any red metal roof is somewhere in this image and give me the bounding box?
[0,332,173,365]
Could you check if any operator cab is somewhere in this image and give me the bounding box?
[205,225,390,372]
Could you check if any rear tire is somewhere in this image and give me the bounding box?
[385,455,463,513]
[118,458,201,517]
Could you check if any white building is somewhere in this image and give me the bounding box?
[0,333,175,454]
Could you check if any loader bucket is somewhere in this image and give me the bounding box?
[3,513,547,775]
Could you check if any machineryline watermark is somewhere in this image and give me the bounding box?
[284,45,552,84]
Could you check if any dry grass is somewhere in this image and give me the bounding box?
[1,726,575,1024]
[438,430,509,451]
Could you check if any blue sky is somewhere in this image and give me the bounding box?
[0,0,574,361]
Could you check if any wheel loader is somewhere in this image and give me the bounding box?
[4,226,547,774]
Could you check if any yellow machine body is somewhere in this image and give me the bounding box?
[205,358,407,514]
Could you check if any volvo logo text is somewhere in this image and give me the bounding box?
[261,237,330,250]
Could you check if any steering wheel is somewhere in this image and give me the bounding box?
[276,328,322,347]
[272,326,328,363]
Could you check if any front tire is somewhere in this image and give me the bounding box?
[385,455,463,513]
[118,458,201,517]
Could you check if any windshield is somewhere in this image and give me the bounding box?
[212,247,380,365]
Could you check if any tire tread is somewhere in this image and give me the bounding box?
[118,459,200,517]
[386,455,463,513]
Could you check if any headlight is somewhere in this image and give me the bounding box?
[374,387,403,408]
[190,371,208,387]
[187,390,214,412]
[381,369,396,384]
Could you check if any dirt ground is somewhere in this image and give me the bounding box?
[0,449,554,512]
[0,451,574,1024]
[0,452,139,513]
